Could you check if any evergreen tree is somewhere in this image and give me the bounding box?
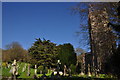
[57,43,77,69]
[28,38,58,67]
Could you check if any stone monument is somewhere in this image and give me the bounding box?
[12,60,18,80]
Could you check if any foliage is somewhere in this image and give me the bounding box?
[2,42,29,62]
[103,2,120,79]
[70,64,76,74]
[76,62,81,73]
[2,67,11,77]
[28,38,58,67]
[37,66,44,74]
[73,2,118,74]
[57,43,77,68]
[2,62,7,67]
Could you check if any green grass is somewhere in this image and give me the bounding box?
[2,67,11,77]
[2,62,116,79]
[18,68,35,78]
[2,62,36,78]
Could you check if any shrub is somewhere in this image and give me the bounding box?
[37,65,48,74]
[2,62,7,67]
[44,67,48,74]
[37,66,44,74]
[70,64,76,74]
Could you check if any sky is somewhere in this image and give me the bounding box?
[2,2,89,51]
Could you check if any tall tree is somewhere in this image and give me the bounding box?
[3,42,28,62]
[57,43,77,68]
[72,2,118,74]
[28,38,58,67]
[106,2,120,78]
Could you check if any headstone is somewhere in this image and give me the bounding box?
[63,65,67,76]
[56,60,61,77]
[12,60,18,80]
[22,64,26,72]
[34,65,37,76]
[22,67,25,72]
[88,64,91,76]
[27,64,30,76]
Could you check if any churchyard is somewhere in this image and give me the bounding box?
[2,60,117,80]
[2,2,120,80]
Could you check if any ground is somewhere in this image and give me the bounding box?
[2,62,117,80]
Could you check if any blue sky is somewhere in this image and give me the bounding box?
[2,2,88,51]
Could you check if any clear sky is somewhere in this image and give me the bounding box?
[2,2,88,51]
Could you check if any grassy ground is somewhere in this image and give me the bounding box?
[2,62,35,78]
[2,62,53,79]
[2,67,11,77]
[2,62,117,79]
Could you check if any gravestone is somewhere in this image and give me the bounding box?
[27,64,30,76]
[56,60,61,76]
[63,65,67,76]
[34,65,37,76]
[12,60,18,80]
[88,64,91,76]
[22,64,26,72]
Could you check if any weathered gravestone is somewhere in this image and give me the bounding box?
[22,64,26,72]
[34,65,37,76]
[63,65,67,76]
[12,60,18,80]
[27,64,30,76]
[88,64,91,76]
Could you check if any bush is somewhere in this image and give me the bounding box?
[37,65,48,74]
[2,62,7,67]
[70,64,76,74]
[37,66,44,74]
[44,67,48,74]
[30,64,35,68]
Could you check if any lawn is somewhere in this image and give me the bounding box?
[2,62,53,79]
[2,62,117,80]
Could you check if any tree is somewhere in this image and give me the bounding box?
[2,49,11,62]
[57,43,77,69]
[28,38,58,67]
[3,42,28,62]
[72,2,118,74]
[75,48,86,55]
[105,2,120,78]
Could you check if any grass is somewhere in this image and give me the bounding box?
[2,67,11,77]
[2,62,35,78]
[2,62,53,79]
[2,62,117,79]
